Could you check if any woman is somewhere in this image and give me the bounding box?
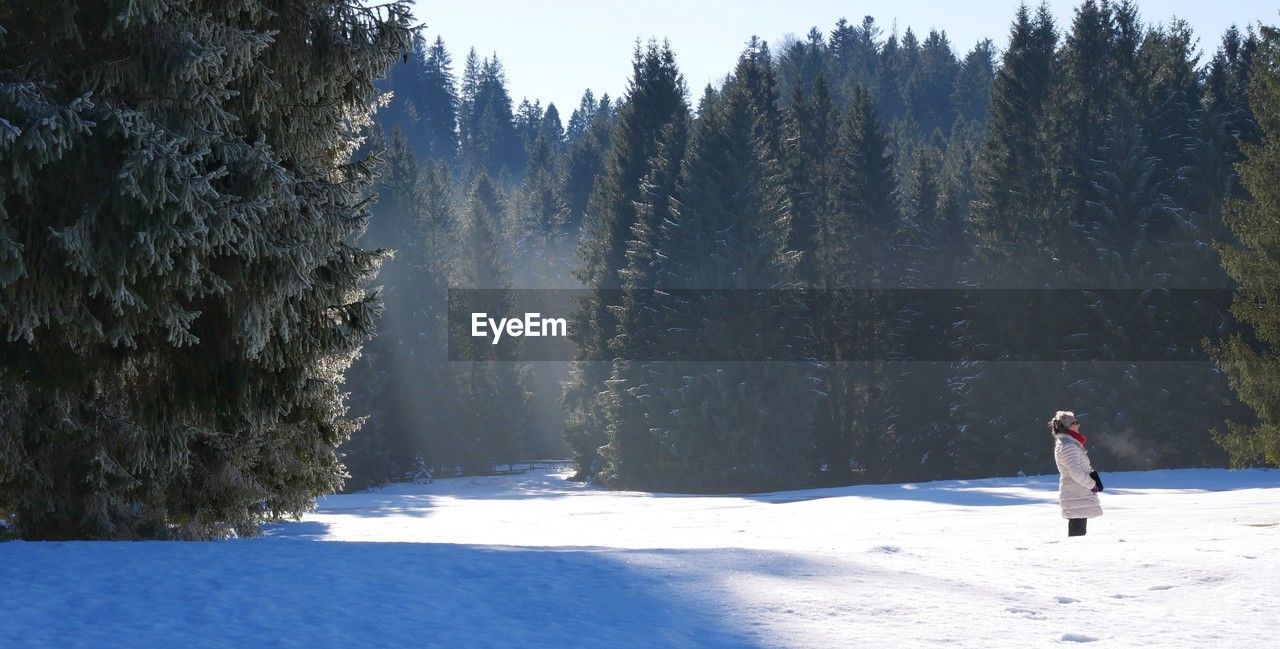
[1050,410,1102,537]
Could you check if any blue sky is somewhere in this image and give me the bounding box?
[411,1,1276,115]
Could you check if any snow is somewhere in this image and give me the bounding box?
[2,468,1278,648]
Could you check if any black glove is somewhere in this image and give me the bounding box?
[1090,470,1104,492]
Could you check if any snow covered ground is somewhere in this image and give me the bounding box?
[2,467,1278,648]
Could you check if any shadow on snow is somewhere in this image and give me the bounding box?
[0,540,786,648]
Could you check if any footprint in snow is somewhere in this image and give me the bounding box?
[1109,594,1136,599]
[1007,606,1046,620]
[1055,596,1078,604]
[1148,585,1174,591]
[1060,633,1099,643]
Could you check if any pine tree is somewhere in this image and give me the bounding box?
[540,103,565,154]
[0,0,412,538]
[513,132,572,286]
[828,16,881,103]
[1048,0,1122,275]
[459,48,482,168]
[777,28,828,105]
[954,4,1061,478]
[562,90,615,236]
[1193,27,1260,235]
[603,42,820,491]
[515,98,544,159]
[823,86,899,482]
[910,30,960,138]
[563,41,689,480]
[874,30,912,125]
[421,36,460,163]
[951,40,996,125]
[970,3,1059,284]
[1208,24,1280,467]
[566,89,599,145]
[596,120,689,487]
[783,75,835,287]
[461,53,522,177]
[885,143,956,480]
[828,87,898,286]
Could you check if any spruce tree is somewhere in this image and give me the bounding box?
[823,86,899,482]
[1048,0,1122,278]
[875,30,916,127]
[596,120,689,487]
[460,54,521,177]
[1208,24,1280,466]
[911,31,960,138]
[1133,18,1197,207]
[828,87,898,286]
[563,41,688,480]
[885,143,956,480]
[970,3,1058,283]
[566,89,600,145]
[540,103,565,154]
[777,28,829,104]
[421,36,460,163]
[1193,27,1259,235]
[604,42,820,491]
[515,98,544,158]
[827,16,881,104]
[955,4,1061,478]
[0,0,412,538]
[783,75,835,287]
[563,90,615,237]
[378,34,459,165]
[951,40,996,125]
[1071,7,1236,470]
[459,48,481,166]
[513,133,572,286]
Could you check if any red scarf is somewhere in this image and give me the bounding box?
[1065,430,1087,446]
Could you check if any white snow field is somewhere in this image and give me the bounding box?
[2,468,1278,648]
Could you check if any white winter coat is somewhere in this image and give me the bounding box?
[1054,432,1102,519]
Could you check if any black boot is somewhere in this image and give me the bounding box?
[1068,518,1087,537]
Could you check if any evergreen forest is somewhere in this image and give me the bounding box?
[2,0,1279,539]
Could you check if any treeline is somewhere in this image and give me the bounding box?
[2,0,1277,539]
[561,2,1265,491]
[352,1,1276,492]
